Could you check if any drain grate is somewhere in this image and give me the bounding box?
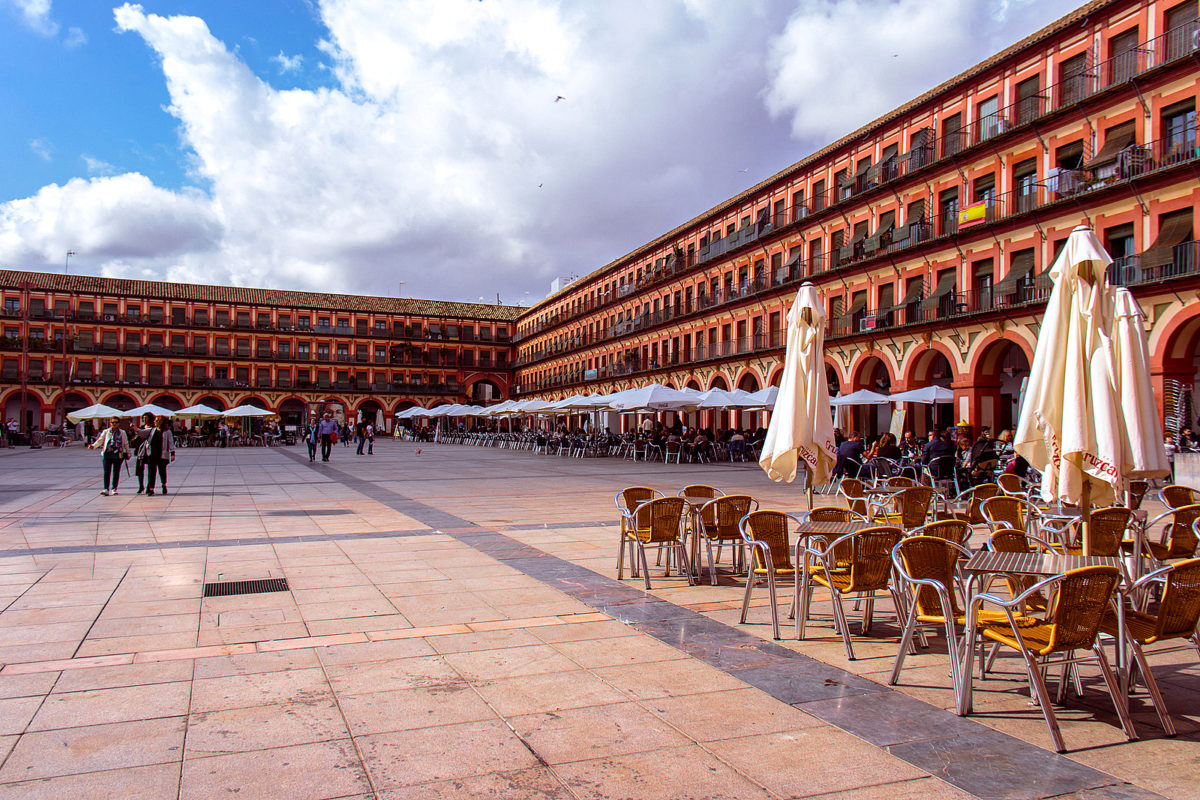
[203,578,289,597]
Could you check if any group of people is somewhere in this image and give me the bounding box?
[300,414,376,461]
[88,413,175,496]
[833,426,1019,487]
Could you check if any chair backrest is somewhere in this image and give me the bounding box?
[1155,558,1200,640]
[996,473,1026,496]
[807,506,860,523]
[916,519,972,546]
[1164,504,1200,557]
[964,483,1001,524]
[895,536,964,618]
[680,484,720,499]
[637,497,686,543]
[981,495,1029,532]
[1127,479,1149,510]
[618,486,660,529]
[844,526,903,592]
[704,495,755,540]
[837,478,867,516]
[1046,566,1120,653]
[886,476,917,489]
[894,486,937,529]
[742,510,795,572]
[1085,507,1133,557]
[1161,484,1197,510]
[989,527,1037,553]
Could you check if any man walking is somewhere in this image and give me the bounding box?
[317,412,338,462]
[303,415,319,462]
[355,418,367,455]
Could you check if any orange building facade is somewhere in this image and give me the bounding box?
[0,271,517,431]
[512,0,1200,439]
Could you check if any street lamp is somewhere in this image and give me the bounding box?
[65,250,75,275]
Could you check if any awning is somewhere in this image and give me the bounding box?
[881,143,899,163]
[994,250,1037,297]
[1142,213,1194,269]
[855,158,872,176]
[850,223,869,244]
[785,249,803,268]
[877,210,896,233]
[1084,121,1137,168]
[838,293,869,323]
[909,127,932,149]
[919,272,957,311]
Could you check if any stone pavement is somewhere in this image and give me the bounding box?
[0,439,1191,799]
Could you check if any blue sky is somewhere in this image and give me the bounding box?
[0,0,1083,303]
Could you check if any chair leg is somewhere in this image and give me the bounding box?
[1128,641,1176,736]
[796,569,812,640]
[706,538,717,586]
[740,570,756,624]
[765,569,780,640]
[677,542,694,586]
[637,543,652,590]
[617,530,627,579]
[1021,652,1067,753]
[829,588,856,660]
[1094,644,1139,742]
[889,602,922,685]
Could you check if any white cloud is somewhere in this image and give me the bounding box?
[0,1,1090,302]
[272,50,303,73]
[764,0,1083,142]
[29,138,53,161]
[7,0,58,36]
[63,25,86,48]
[82,155,117,175]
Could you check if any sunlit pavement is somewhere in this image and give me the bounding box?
[0,439,1185,799]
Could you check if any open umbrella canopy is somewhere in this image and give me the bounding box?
[694,388,740,409]
[759,283,838,486]
[480,400,519,416]
[1015,224,1135,506]
[66,403,121,424]
[223,405,274,417]
[608,383,698,411]
[511,399,554,414]
[175,404,225,420]
[120,403,178,418]
[888,386,954,404]
[829,389,892,406]
[397,407,432,418]
[743,386,779,409]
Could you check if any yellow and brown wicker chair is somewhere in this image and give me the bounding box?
[997,472,1034,500]
[870,485,936,530]
[885,475,918,490]
[1061,506,1132,557]
[615,486,663,571]
[961,565,1137,752]
[1159,484,1197,510]
[837,478,869,518]
[986,528,1058,611]
[1099,557,1200,735]
[739,510,805,639]
[937,482,1000,528]
[1141,504,1200,564]
[797,525,904,658]
[697,494,758,585]
[910,519,972,546]
[618,496,691,589]
[1127,479,1150,510]
[981,495,1038,535]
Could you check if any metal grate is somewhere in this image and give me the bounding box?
[203,578,289,597]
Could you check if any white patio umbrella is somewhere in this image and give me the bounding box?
[66,403,121,424]
[694,388,740,409]
[121,403,177,419]
[888,386,954,404]
[175,404,224,420]
[743,386,779,410]
[759,283,838,506]
[829,389,892,406]
[223,404,274,417]
[608,383,699,411]
[481,400,518,416]
[1111,287,1171,481]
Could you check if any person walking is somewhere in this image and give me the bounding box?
[88,416,130,495]
[302,415,319,462]
[365,421,374,455]
[144,416,176,495]
[317,412,338,462]
[132,413,155,494]
[355,418,367,455]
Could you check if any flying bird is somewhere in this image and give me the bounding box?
[538,183,543,188]
[555,95,566,102]
[738,168,749,173]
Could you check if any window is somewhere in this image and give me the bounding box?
[1015,75,1041,124]
[317,316,330,328]
[193,309,209,325]
[1165,1,1200,60]
[317,343,329,360]
[1058,52,1089,106]
[972,173,995,204]
[297,316,310,329]
[939,187,959,233]
[215,339,229,356]
[1162,99,1196,153]
[336,317,349,328]
[941,112,963,156]
[236,311,250,327]
[977,95,1000,140]
[336,343,349,359]
[298,342,310,359]
[1109,28,1140,84]
[215,310,229,326]
[215,367,228,381]
[256,313,270,327]
[1105,222,1136,260]
[1141,209,1195,274]
[812,179,826,212]
[278,341,290,358]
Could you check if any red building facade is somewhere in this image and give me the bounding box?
[513,0,1200,439]
[0,271,517,431]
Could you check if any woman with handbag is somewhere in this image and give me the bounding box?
[133,413,155,494]
[144,416,176,496]
[88,416,130,496]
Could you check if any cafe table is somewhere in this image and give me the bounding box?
[956,549,1129,716]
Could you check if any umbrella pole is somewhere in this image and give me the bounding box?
[1080,477,1092,555]
[805,464,814,510]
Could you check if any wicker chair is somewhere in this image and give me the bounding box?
[910,519,972,546]
[797,525,904,658]
[987,528,1058,611]
[981,495,1038,534]
[1127,479,1150,510]
[615,486,663,571]
[937,483,1000,528]
[697,494,758,586]
[962,566,1137,752]
[885,475,918,489]
[1062,507,1132,557]
[997,472,1034,500]
[1141,504,1200,563]
[678,485,726,552]
[870,486,936,530]
[617,497,691,589]
[837,478,869,518]
[1159,484,1197,510]
[739,510,805,639]
[1099,557,1200,735]
[890,536,976,703]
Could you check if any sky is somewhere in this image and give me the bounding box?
[0,0,1084,305]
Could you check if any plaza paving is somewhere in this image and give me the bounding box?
[0,439,1192,799]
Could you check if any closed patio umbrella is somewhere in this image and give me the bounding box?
[759,283,838,505]
[1111,287,1170,480]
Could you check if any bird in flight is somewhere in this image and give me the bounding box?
[738,168,749,173]
[538,183,544,188]
[555,95,566,102]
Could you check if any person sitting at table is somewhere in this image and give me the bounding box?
[834,431,865,478]
[873,432,903,461]
[922,429,957,479]
[728,429,747,461]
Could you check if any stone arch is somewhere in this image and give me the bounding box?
[465,377,503,404]
[277,397,307,428]
[234,395,271,410]
[101,391,138,411]
[148,393,184,411]
[195,395,226,411]
[966,335,1034,433]
[734,370,761,392]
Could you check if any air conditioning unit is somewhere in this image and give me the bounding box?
[858,315,878,331]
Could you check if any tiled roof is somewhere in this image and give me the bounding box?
[0,269,523,322]
[532,0,1117,309]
